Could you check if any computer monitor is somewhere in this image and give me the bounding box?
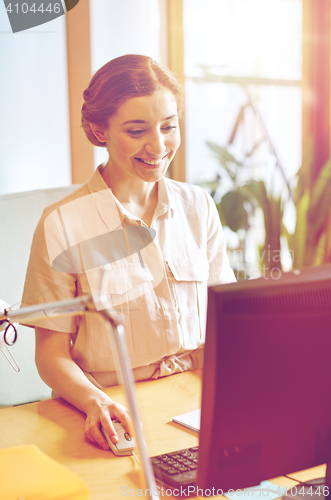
[197,263,331,494]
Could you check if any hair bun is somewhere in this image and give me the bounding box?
[81,54,184,148]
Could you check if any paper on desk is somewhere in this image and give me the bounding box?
[224,480,287,499]
[0,444,90,500]
[172,409,201,432]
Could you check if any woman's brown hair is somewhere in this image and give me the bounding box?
[81,54,184,147]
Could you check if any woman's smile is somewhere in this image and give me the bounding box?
[134,153,170,168]
[94,88,181,185]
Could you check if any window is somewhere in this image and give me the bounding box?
[184,0,302,185]
[184,0,302,274]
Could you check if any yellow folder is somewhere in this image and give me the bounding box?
[0,444,90,499]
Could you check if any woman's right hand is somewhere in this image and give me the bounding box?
[35,327,134,450]
[84,396,133,450]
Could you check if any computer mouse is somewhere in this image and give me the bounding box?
[101,419,135,456]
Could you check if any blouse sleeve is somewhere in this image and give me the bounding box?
[21,209,78,333]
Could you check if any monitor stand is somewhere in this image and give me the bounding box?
[282,462,331,500]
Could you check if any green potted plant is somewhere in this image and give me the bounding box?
[203,141,331,276]
[202,141,283,278]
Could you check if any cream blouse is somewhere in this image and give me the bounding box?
[22,166,235,387]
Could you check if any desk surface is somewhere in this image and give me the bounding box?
[0,370,326,499]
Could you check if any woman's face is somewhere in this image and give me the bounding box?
[98,88,181,184]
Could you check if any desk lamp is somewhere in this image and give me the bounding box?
[0,293,159,500]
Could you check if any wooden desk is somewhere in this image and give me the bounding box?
[0,370,326,499]
[0,370,200,499]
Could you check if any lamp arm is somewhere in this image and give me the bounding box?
[0,293,122,326]
[0,293,158,500]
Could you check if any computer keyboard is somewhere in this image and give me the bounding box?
[151,446,199,488]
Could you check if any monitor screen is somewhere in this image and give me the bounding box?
[197,264,331,493]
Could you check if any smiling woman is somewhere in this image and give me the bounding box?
[90,88,181,220]
[81,55,184,224]
[21,54,235,453]
[81,54,184,147]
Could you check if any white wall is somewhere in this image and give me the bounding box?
[0,6,71,195]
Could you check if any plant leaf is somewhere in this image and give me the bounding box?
[206,141,241,165]
[198,179,222,192]
[310,158,331,212]
[293,190,310,269]
[217,190,249,232]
